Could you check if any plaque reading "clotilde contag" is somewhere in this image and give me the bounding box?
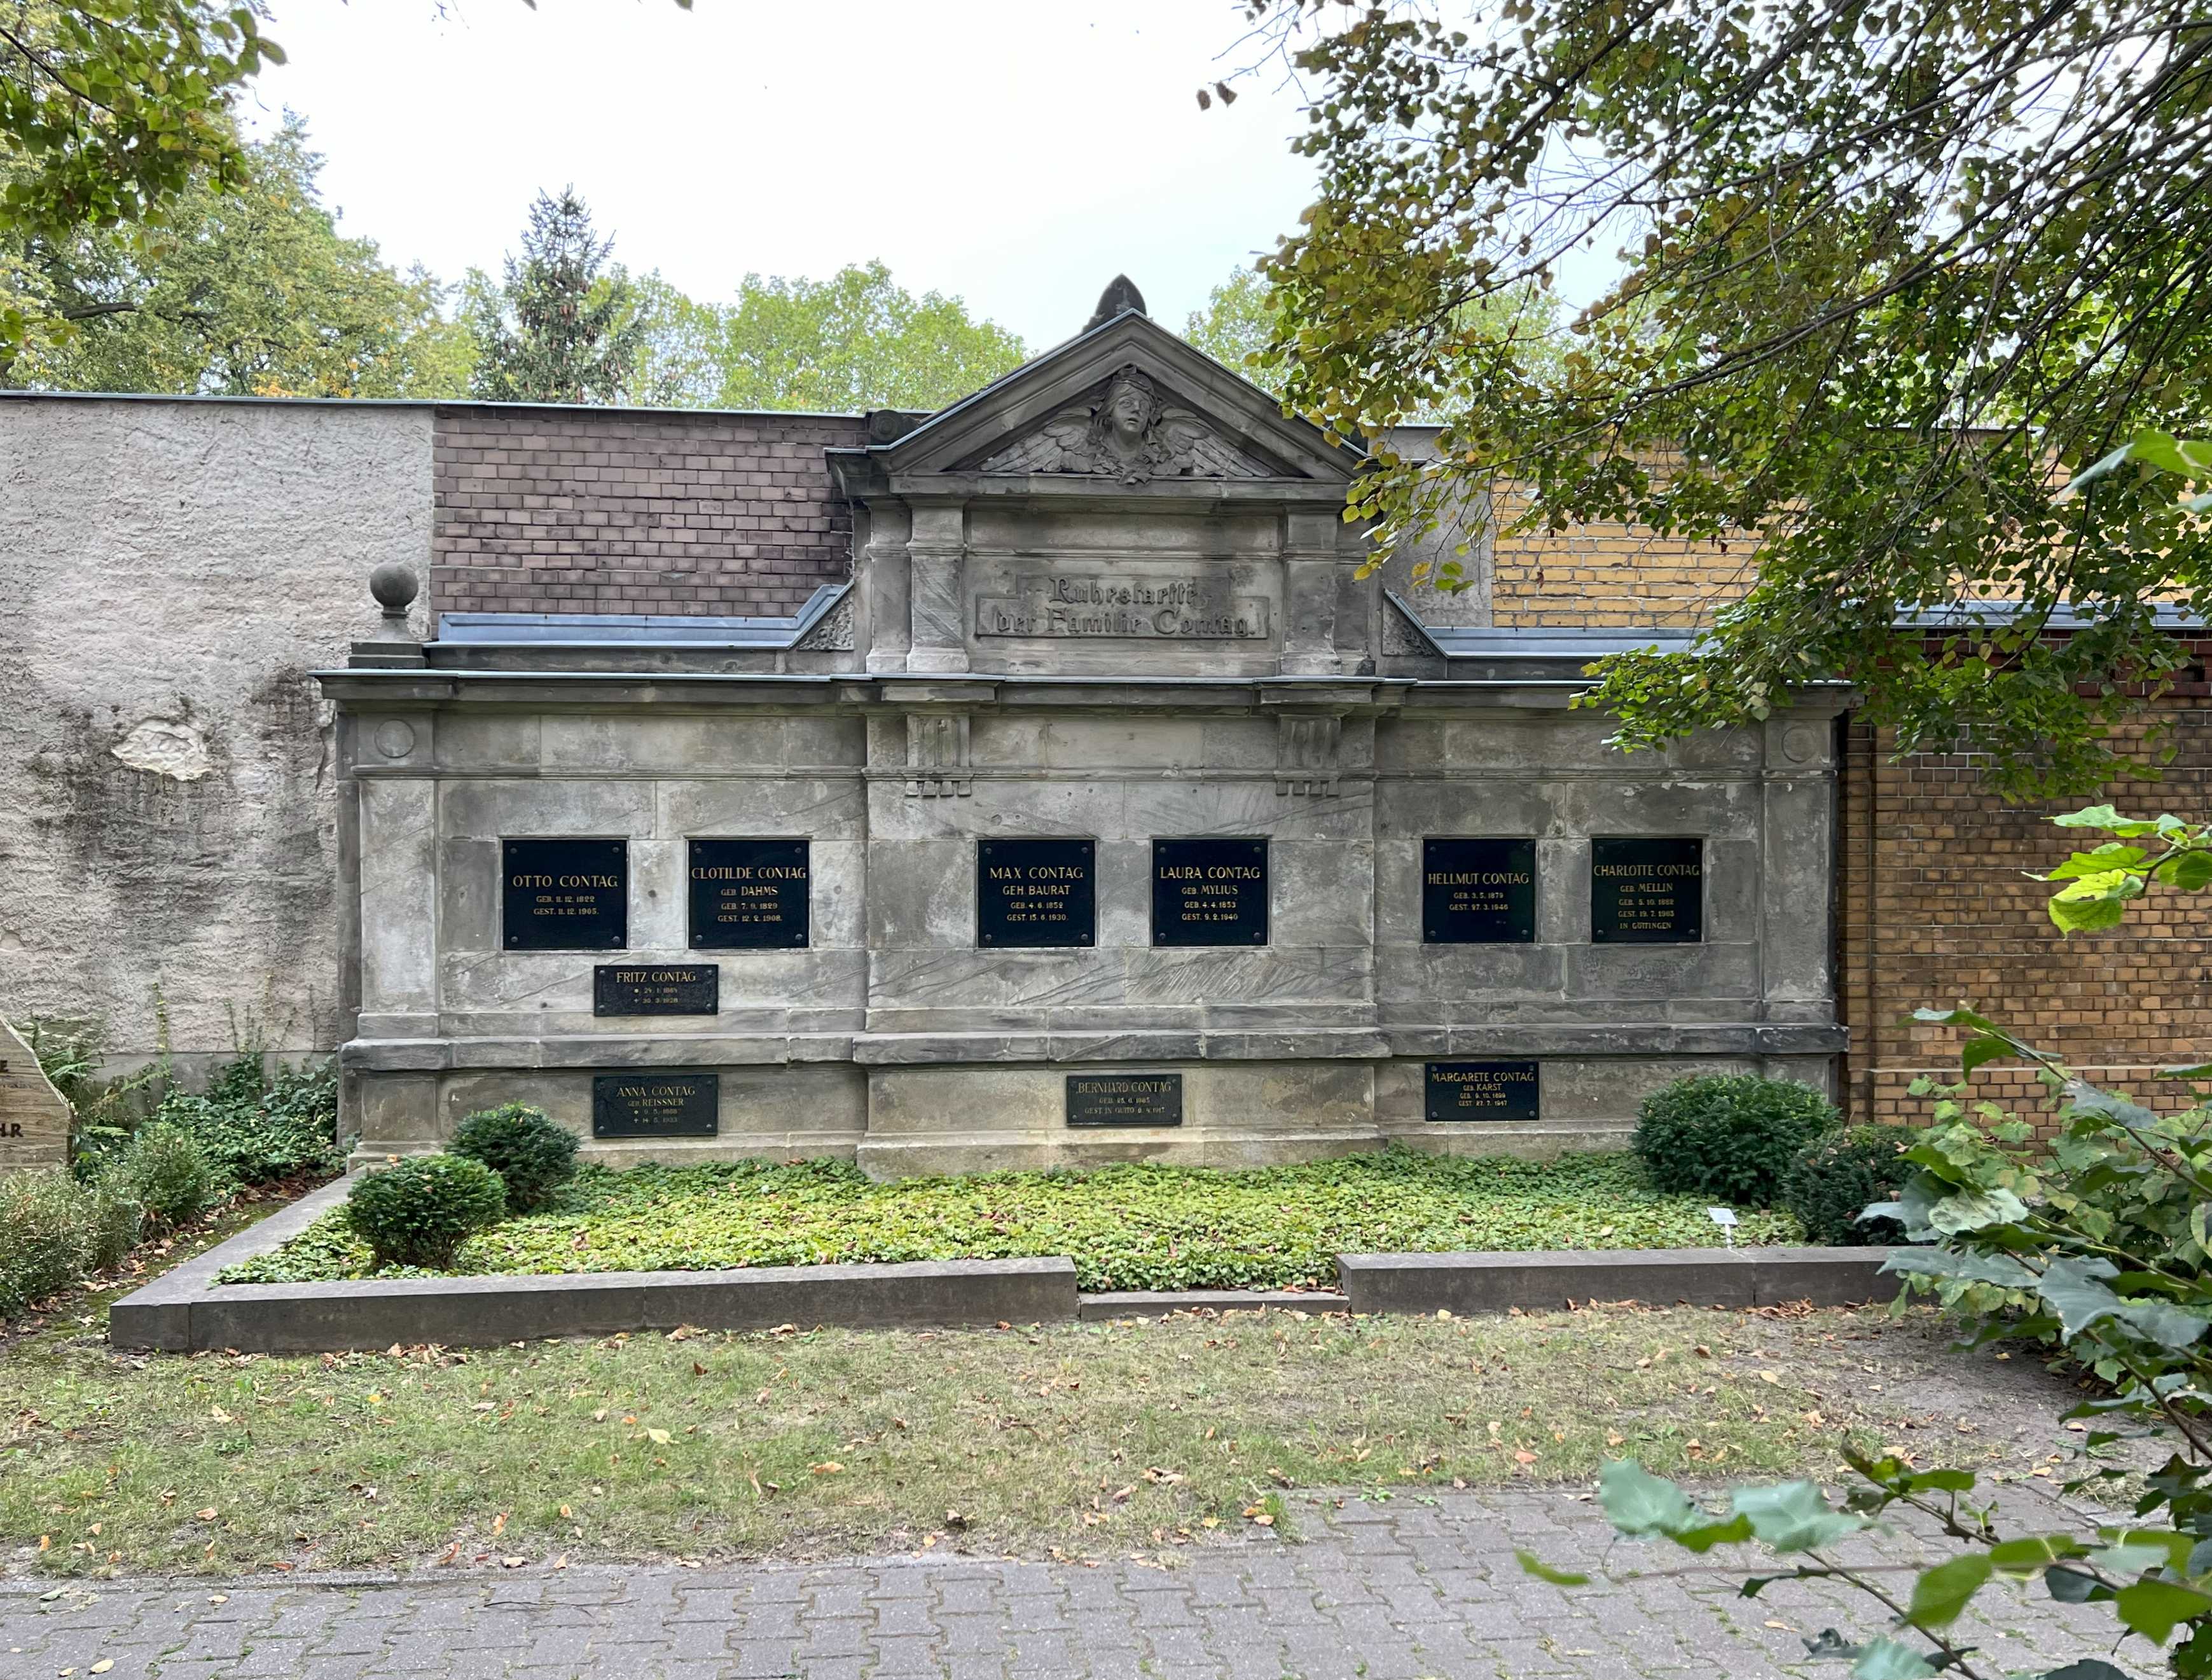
[1423,837,1536,944]
[1151,837,1268,947]
[1067,1073,1184,1127]
[502,838,627,951]
[1591,837,1704,944]
[979,838,1095,947]
[593,965,719,1017]
[1425,1061,1540,1122]
[591,1071,720,1138]
[689,838,810,949]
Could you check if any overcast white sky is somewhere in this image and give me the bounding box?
[243,1,1319,352]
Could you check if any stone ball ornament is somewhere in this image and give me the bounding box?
[369,561,420,620]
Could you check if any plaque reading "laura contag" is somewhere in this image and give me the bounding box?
[1425,1061,1541,1122]
[978,838,1095,947]
[1591,837,1704,944]
[502,838,627,951]
[1066,1073,1184,1127]
[591,1071,720,1138]
[593,965,718,1017]
[1423,837,1537,943]
[1151,837,1268,946]
[689,839,809,949]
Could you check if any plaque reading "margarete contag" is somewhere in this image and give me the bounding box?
[978,838,1095,947]
[591,1072,719,1138]
[502,838,627,951]
[1591,837,1704,944]
[1066,1073,1184,1127]
[1425,1061,1540,1122]
[1151,837,1268,946]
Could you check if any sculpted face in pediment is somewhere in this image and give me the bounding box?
[976,367,1280,484]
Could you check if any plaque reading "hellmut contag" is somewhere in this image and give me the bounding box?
[1066,1073,1184,1127]
[689,838,810,949]
[1151,837,1268,946]
[591,1071,720,1138]
[502,838,627,951]
[978,838,1095,947]
[1425,1061,1541,1122]
[593,965,719,1017]
[1591,837,1704,944]
[1423,837,1536,944]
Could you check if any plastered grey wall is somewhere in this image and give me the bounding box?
[0,396,433,1069]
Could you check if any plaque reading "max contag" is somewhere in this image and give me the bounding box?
[591,1071,719,1138]
[502,838,627,951]
[1591,837,1704,944]
[1066,1073,1184,1127]
[1151,838,1268,946]
[1423,837,1536,944]
[979,839,1095,947]
[1425,1061,1541,1122]
[689,838,810,949]
[593,965,719,1017]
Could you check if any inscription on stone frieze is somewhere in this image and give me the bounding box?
[978,839,1095,948]
[689,838,810,949]
[1423,837,1537,944]
[1425,1061,1541,1123]
[592,1072,719,1139]
[1067,1073,1184,1127]
[502,838,627,951]
[976,574,1270,640]
[593,965,719,1017]
[1591,837,1704,944]
[1151,837,1268,947]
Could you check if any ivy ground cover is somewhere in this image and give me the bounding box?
[221,1146,1801,1291]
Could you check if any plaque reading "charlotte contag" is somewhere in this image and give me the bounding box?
[1151,837,1268,946]
[1423,837,1537,944]
[591,1071,720,1138]
[593,965,719,1017]
[502,838,627,951]
[1066,1073,1184,1127]
[689,839,809,949]
[978,838,1095,947]
[1425,1061,1541,1122]
[1591,837,1704,944]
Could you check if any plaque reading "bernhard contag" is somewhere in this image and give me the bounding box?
[1425,1061,1541,1122]
[1591,837,1704,944]
[503,838,627,950]
[689,838,809,949]
[593,965,719,1017]
[1423,837,1536,944]
[1066,1073,1184,1127]
[979,838,1095,947]
[1151,837,1268,946]
[591,1071,719,1138]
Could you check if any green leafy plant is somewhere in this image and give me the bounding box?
[1780,1126,1910,1247]
[343,1154,506,1271]
[111,1120,218,1235]
[84,1178,144,1272]
[151,1054,339,1185]
[1635,1075,1840,1206]
[0,1169,102,1316]
[2040,804,2212,935]
[448,1103,577,1213]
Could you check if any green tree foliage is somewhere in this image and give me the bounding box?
[1245,0,2212,794]
[465,187,646,405]
[1184,265,1281,394]
[10,116,471,395]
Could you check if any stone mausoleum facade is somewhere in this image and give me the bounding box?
[318,300,1844,1174]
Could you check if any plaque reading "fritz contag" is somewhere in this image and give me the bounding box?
[979,838,1095,948]
[1151,837,1268,947]
[1425,1061,1541,1122]
[1423,837,1537,944]
[591,1071,719,1139]
[1591,837,1704,944]
[689,839,810,949]
[502,838,627,951]
[1066,1073,1184,1127]
[593,965,719,1017]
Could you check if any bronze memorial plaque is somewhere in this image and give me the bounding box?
[502,838,627,950]
[591,1072,719,1138]
[689,838,810,949]
[1425,1061,1541,1122]
[1066,1073,1184,1127]
[978,838,1095,948]
[1422,837,1537,944]
[593,964,719,1017]
[1151,837,1268,946]
[1590,837,1704,944]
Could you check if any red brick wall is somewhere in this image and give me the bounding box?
[429,405,868,621]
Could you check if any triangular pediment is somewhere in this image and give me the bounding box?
[865,311,1356,488]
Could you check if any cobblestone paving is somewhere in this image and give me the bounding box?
[1,1488,2113,1679]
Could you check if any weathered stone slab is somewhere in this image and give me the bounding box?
[0,1016,69,1172]
[1336,1246,1900,1315]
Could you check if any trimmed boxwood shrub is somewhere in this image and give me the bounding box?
[1780,1126,1911,1245]
[1635,1074,1839,1206]
[0,1171,100,1316]
[345,1154,507,1270]
[448,1104,578,1212]
[113,1122,221,1235]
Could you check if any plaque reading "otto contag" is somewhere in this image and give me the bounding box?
[502,838,627,951]
[978,838,1095,947]
[1066,1073,1184,1127]
[1151,837,1268,946]
[591,1071,719,1139]
[1425,1061,1541,1122]
[689,838,810,949]
[1423,837,1536,944]
[1591,837,1704,944]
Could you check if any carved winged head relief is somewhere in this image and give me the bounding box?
[978,367,1274,484]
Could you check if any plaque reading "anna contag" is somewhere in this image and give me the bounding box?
[1151,837,1268,946]
[1066,1073,1184,1127]
[591,1072,719,1138]
[1591,837,1704,944]
[1425,1061,1540,1122]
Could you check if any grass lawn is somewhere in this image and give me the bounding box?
[218,1148,1804,1291]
